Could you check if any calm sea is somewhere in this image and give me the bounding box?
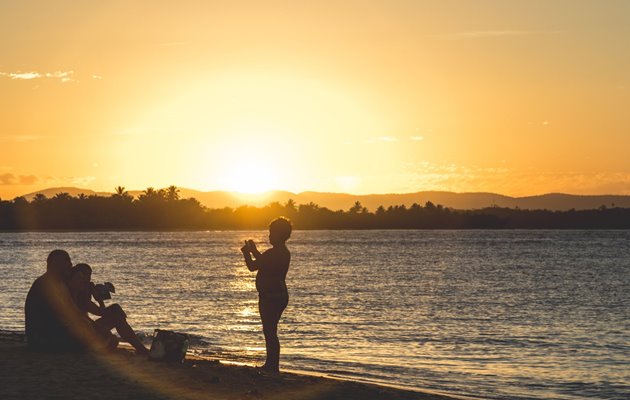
[0,230,628,399]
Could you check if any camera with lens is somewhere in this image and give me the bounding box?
[92,282,115,302]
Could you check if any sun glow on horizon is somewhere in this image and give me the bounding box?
[214,142,283,194]
[218,160,277,194]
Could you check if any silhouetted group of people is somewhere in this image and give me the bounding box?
[24,217,292,373]
[25,250,149,355]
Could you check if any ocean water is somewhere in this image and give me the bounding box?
[0,230,628,400]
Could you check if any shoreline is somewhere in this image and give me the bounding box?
[0,333,463,400]
[198,358,474,400]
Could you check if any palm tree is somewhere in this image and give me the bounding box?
[284,198,297,212]
[165,185,180,201]
[53,192,72,201]
[112,186,133,201]
[299,202,320,213]
[349,201,363,214]
[141,187,156,197]
[12,196,28,206]
[139,187,165,202]
[33,193,48,203]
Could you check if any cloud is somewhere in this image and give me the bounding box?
[0,70,75,83]
[367,136,398,144]
[92,75,103,80]
[0,174,15,185]
[0,173,38,185]
[409,136,424,141]
[0,135,42,142]
[394,162,630,196]
[2,72,40,80]
[0,173,95,189]
[71,176,96,186]
[434,30,557,40]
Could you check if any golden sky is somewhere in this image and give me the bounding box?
[1,1,629,198]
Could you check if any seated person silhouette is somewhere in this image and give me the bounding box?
[67,263,149,355]
[25,249,84,352]
[25,250,148,355]
[68,263,106,317]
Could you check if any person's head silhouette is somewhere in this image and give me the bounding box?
[69,263,92,291]
[269,217,292,246]
[46,249,72,279]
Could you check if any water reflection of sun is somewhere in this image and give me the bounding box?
[229,273,255,292]
[237,306,257,317]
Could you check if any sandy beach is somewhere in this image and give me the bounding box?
[0,333,459,400]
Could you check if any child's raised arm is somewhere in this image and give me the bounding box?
[241,241,262,271]
[247,240,262,259]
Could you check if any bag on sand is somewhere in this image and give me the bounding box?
[149,329,189,363]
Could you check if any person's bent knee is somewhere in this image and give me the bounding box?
[105,303,127,320]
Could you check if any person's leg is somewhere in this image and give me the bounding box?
[93,304,148,355]
[258,295,288,372]
[259,300,279,371]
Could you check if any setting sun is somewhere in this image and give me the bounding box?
[218,157,277,194]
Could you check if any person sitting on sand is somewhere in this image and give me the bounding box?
[67,263,149,355]
[240,217,292,374]
[25,250,148,355]
[68,263,106,318]
[25,250,98,352]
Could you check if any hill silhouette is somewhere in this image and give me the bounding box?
[21,187,111,200]
[16,187,630,211]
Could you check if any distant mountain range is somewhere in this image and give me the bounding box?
[16,187,630,211]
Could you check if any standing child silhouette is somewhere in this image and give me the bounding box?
[241,217,292,374]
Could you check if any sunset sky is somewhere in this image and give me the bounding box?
[1,1,629,199]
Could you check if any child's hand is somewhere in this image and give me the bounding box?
[240,241,250,254]
[247,240,258,253]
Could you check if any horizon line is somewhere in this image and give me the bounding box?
[10,185,630,200]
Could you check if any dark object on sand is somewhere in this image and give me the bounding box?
[93,282,115,302]
[149,329,189,363]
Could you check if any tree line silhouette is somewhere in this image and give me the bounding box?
[1,186,630,230]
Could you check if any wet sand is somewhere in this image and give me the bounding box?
[0,334,459,400]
